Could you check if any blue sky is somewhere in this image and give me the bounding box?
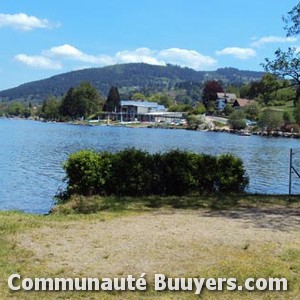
[0,0,298,90]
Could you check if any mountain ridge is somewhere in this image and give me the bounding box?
[0,63,265,103]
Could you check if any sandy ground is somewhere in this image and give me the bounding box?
[16,206,300,280]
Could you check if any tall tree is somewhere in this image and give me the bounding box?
[262,3,300,105]
[42,96,61,120]
[202,80,224,108]
[283,2,300,36]
[60,82,102,119]
[104,86,121,112]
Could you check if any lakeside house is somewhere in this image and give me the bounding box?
[232,98,254,109]
[215,93,254,112]
[119,100,183,123]
[215,92,237,112]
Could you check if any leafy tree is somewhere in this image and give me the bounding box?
[228,110,246,130]
[223,103,234,116]
[7,102,25,116]
[283,111,294,125]
[263,48,300,102]
[60,82,102,119]
[186,114,204,130]
[191,103,206,115]
[256,73,281,105]
[148,93,174,107]
[283,2,300,36]
[42,96,61,120]
[258,109,283,131]
[239,83,251,99]
[131,92,145,100]
[168,103,192,112]
[226,85,240,98]
[243,102,261,120]
[263,3,300,105]
[104,86,121,112]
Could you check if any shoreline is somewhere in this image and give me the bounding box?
[2,117,299,138]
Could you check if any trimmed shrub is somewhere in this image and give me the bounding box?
[60,148,249,200]
[155,150,196,196]
[106,148,153,196]
[63,150,113,196]
[192,154,218,193]
[216,154,249,193]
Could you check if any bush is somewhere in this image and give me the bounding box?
[63,150,113,197]
[216,154,249,193]
[155,150,196,196]
[107,148,153,196]
[60,148,249,200]
[192,154,218,193]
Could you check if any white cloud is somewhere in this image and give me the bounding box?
[115,48,165,65]
[15,45,218,70]
[0,13,57,31]
[45,44,115,65]
[216,47,256,60]
[158,48,217,69]
[14,54,61,69]
[251,35,297,48]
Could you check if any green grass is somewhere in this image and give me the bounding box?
[52,194,300,214]
[263,100,295,113]
[0,195,299,299]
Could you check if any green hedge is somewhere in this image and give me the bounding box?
[60,148,249,200]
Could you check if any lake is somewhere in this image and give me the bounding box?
[1,118,300,214]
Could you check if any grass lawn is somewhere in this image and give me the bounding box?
[0,195,300,299]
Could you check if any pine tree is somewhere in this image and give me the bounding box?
[104,86,121,112]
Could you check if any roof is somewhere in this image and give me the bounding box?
[233,98,253,107]
[121,100,165,111]
[122,100,157,107]
[216,93,237,102]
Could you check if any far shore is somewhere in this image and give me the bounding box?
[2,115,300,139]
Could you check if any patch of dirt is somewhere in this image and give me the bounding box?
[17,208,300,278]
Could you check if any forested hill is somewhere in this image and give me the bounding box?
[0,63,264,103]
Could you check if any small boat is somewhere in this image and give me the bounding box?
[238,130,251,136]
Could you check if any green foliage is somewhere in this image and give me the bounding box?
[60,149,249,201]
[154,150,196,196]
[0,63,264,104]
[60,82,102,119]
[223,103,234,116]
[191,102,206,115]
[258,109,284,130]
[263,48,300,105]
[283,111,294,125]
[283,2,300,36]
[147,93,174,107]
[243,102,261,120]
[168,103,192,112]
[293,102,300,125]
[63,150,113,198]
[228,110,246,130]
[6,102,26,116]
[131,92,145,100]
[216,154,249,193]
[41,96,61,120]
[186,114,204,129]
[192,154,218,193]
[107,149,153,196]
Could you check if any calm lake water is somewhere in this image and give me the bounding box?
[1,118,300,214]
